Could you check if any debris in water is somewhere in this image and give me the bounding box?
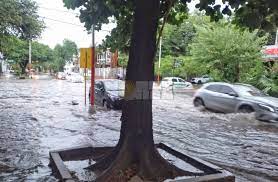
[0,162,16,172]
[30,117,38,121]
[72,101,79,105]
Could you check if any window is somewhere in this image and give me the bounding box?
[95,82,102,90]
[172,78,178,82]
[104,80,125,91]
[178,78,185,82]
[205,84,221,92]
[219,86,234,94]
[233,85,266,96]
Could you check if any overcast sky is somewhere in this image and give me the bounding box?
[35,0,222,49]
[35,0,115,49]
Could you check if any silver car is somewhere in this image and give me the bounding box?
[193,82,278,121]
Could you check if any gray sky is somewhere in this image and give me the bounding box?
[36,0,115,49]
[35,0,222,49]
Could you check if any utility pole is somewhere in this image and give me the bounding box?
[28,40,32,76]
[90,24,96,112]
[158,36,162,84]
[29,40,32,64]
[104,51,106,79]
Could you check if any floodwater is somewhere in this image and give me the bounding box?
[0,78,277,182]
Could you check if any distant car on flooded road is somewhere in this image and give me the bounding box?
[191,75,211,84]
[69,73,83,83]
[161,77,193,91]
[56,72,66,80]
[193,82,278,122]
[90,79,124,110]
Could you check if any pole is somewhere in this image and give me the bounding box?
[158,36,162,84]
[29,40,32,64]
[104,51,106,79]
[90,25,95,110]
[85,52,87,105]
[275,29,278,45]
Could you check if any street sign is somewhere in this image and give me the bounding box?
[80,48,92,68]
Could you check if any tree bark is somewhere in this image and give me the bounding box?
[19,59,28,75]
[90,0,199,181]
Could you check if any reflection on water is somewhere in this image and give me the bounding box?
[0,79,277,181]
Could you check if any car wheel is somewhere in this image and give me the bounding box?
[198,80,202,84]
[193,98,204,107]
[238,105,254,113]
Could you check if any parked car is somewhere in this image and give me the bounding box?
[161,77,193,90]
[57,72,66,80]
[193,82,278,122]
[191,75,211,84]
[70,73,83,83]
[89,79,125,110]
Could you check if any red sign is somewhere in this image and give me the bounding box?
[264,45,278,55]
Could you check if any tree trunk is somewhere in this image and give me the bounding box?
[89,0,199,181]
[19,59,28,75]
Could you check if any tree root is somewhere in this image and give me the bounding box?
[85,147,119,171]
[95,146,133,182]
[137,149,203,181]
[93,147,203,182]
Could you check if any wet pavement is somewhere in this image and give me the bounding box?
[0,78,277,181]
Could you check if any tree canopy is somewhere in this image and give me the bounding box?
[161,21,195,56]
[50,39,78,72]
[0,0,44,40]
[190,21,268,82]
[2,37,78,74]
[3,37,54,74]
[62,0,277,181]
[69,0,278,53]
[0,0,45,74]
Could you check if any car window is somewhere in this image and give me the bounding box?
[205,84,221,92]
[178,78,185,82]
[219,86,234,94]
[104,80,125,91]
[172,78,178,82]
[95,82,102,90]
[233,85,266,96]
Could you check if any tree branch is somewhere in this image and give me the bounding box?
[156,0,175,49]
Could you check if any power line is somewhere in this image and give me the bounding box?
[38,4,112,32]
[39,6,79,16]
[40,16,84,28]
[40,16,111,32]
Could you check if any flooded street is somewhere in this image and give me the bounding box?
[0,78,277,181]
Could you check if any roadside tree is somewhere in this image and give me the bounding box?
[0,0,44,74]
[161,21,195,57]
[63,0,278,181]
[3,37,55,74]
[62,39,78,63]
[190,23,268,83]
[52,39,78,72]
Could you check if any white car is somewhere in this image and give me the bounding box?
[161,77,193,90]
[191,75,211,84]
[57,72,66,80]
[68,73,84,83]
